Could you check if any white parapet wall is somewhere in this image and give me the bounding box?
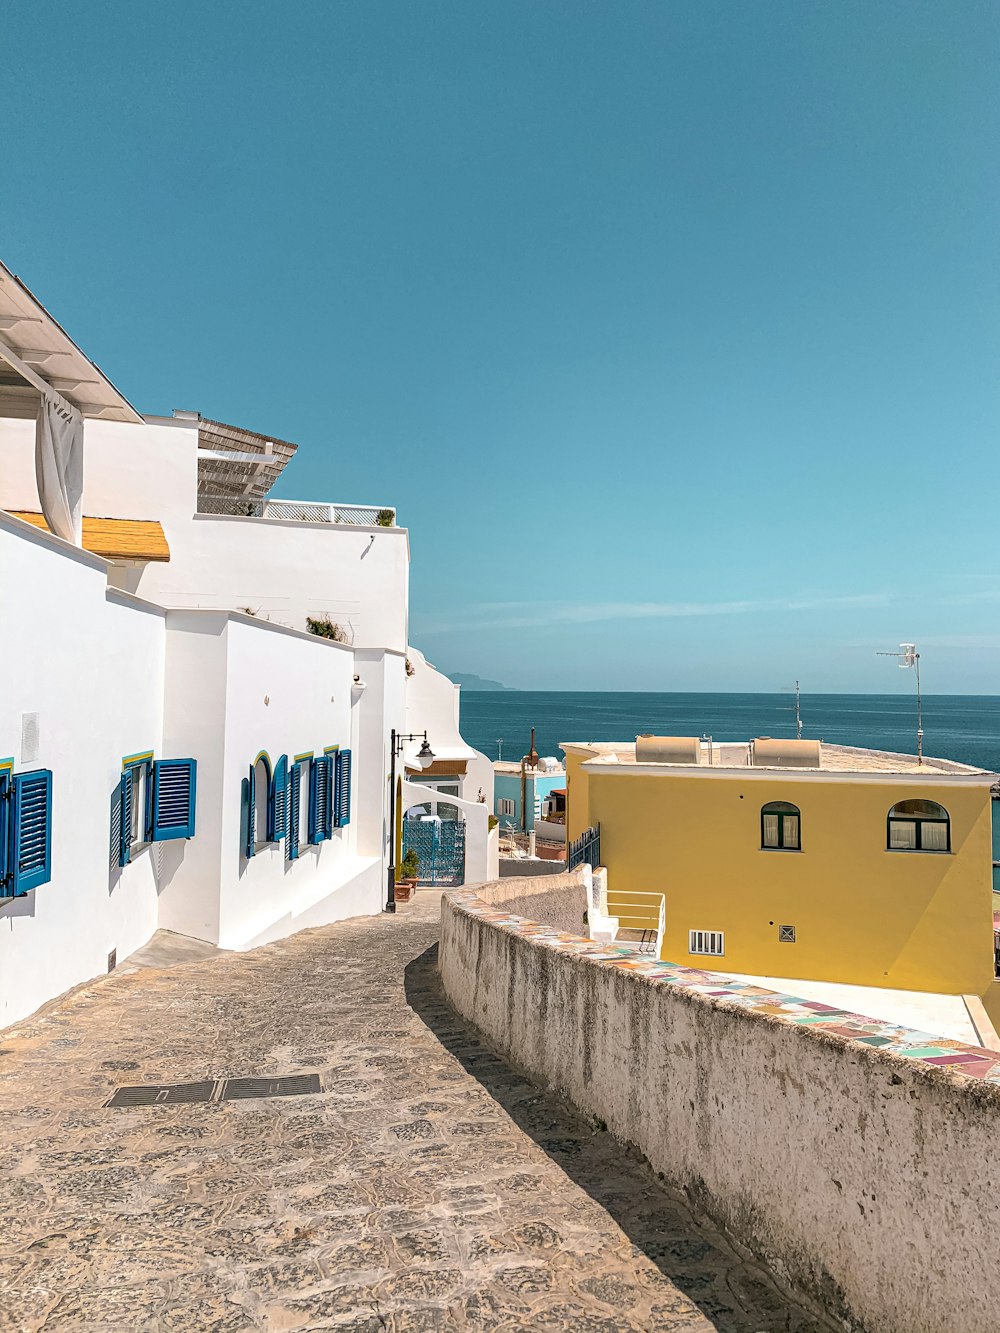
[440,881,1000,1333]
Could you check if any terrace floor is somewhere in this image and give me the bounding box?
[0,892,827,1332]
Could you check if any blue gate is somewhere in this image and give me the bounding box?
[402,819,466,886]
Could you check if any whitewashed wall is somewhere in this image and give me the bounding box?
[404,647,494,807]
[159,611,391,951]
[0,513,166,1027]
[0,416,410,652]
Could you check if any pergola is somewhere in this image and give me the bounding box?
[0,260,140,544]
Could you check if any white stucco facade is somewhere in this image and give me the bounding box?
[0,253,495,1027]
[0,342,486,1026]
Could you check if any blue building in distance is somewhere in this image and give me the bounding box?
[493,758,565,832]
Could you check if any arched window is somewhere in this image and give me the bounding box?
[253,753,272,848]
[761,801,800,850]
[887,799,950,852]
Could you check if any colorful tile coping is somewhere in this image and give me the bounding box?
[448,888,1000,1086]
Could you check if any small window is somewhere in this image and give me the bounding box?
[778,925,796,943]
[761,801,800,850]
[129,762,150,852]
[497,798,516,818]
[253,756,271,849]
[887,799,950,852]
[689,929,725,957]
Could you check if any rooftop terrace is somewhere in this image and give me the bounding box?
[563,738,993,779]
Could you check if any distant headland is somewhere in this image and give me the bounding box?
[447,671,513,692]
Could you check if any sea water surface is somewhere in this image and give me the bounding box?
[459,692,1000,876]
[459,692,1000,772]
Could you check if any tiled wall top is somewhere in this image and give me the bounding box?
[448,888,1000,1086]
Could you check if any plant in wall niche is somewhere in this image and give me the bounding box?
[306,615,350,643]
[376,508,395,527]
[488,815,498,832]
[405,658,415,677]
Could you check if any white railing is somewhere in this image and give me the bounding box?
[197,497,396,526]
[262,500,395,526]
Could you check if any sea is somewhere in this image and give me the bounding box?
[459,692,1000,773]
[459,691,1000,877]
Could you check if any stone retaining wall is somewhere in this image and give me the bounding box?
[439,880,1000,1333]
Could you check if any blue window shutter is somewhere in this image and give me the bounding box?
[287,762,300,860]
[119,770,132,867]
[243,764,256,859]
[0,771,11,897]
[309,758,330,844]
[321,757,333,840]
[271,755,288,840]
[151,759,197,841]
[335,749,352,828]
[12,769,52,894]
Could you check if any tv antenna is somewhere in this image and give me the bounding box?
[780,679,803,739]
[876,643,922,764]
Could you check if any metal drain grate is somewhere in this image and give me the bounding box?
[222,1075,321,1100]
[105,1073,322,1108]
[106,1080,217,1107]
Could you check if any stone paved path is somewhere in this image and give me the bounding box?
[0,893,829,1332]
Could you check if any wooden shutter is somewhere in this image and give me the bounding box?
[286,762,300,861]
[243,765,256,859]
[271,755,288,840]
[151,759,197,841]
[309,757,330,845]
[335,749,352,828]
[12,769,52,894]
[118,769,133,867]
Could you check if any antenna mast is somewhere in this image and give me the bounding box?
[876,643,922,764]
[780,680,803,740]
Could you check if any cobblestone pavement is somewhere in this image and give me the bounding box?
[0,893,829,1332]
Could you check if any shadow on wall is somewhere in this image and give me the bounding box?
[402,942,824,1333]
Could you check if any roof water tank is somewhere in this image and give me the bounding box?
[751,738,821,768]
[538,756,561,773]
[635,735,702,764]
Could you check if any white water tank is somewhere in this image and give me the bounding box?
[635,735,702,764]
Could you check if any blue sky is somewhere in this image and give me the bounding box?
[4,2,999,691]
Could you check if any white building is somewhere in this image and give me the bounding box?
[0,259,495,1028]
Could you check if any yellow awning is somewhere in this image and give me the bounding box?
[9,511,170,562]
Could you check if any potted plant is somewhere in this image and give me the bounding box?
[396,848,420,902]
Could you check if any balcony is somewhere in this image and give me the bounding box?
[197,496,397,527]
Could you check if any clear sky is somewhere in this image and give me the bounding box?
[4,2,999,692]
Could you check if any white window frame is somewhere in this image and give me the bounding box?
[689,929,725,957]
[497,797,516,818]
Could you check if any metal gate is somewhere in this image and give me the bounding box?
[402,819,466,887]
[568,822,601,871]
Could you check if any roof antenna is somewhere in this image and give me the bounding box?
[877,643,922,764]
[780,679,803,740]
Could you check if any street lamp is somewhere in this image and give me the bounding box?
[385,729,435,913]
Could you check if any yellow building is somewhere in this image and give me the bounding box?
[564,736,997,1007]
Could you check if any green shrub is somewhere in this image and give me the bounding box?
[306,615,349,643]
[376,508,395,527]
[400,848,420,880]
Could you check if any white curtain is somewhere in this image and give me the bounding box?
[35,393,83,545]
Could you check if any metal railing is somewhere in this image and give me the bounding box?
[568,822,601,871]
[196,497,396,526]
